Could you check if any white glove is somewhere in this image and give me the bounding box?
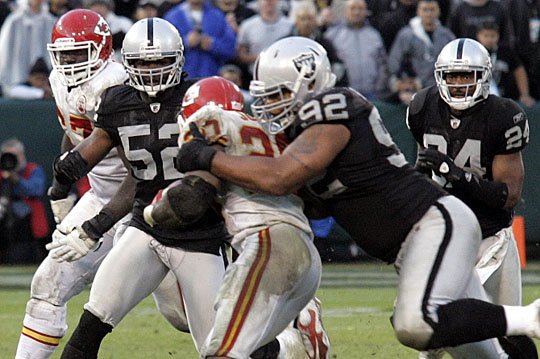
[46,224,98,263]
[50,193,77,224]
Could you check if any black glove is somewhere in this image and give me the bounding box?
[416,148,464,182]
[175,122,217,173]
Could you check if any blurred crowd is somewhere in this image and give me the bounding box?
[0,0,538,106]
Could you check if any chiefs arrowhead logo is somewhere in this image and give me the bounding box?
[94,16,111,45]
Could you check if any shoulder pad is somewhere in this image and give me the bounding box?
[96,85,140,116]
[408,87,430,116]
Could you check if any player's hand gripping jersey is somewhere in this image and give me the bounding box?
[179,105,313,249]
[50,61,128,202]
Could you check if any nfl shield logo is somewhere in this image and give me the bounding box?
[450,118,460,129]
[150,103,161,113]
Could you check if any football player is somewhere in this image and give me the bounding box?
[145,76,330,359]
[50,18,229,357]
[15,10,132,359]
[407,38,536,359]
[176,36,540,356]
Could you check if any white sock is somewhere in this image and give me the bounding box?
[503,301,538,336]
[15,332,59,359]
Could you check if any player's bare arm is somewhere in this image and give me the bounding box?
[492,152,524,209]
[72,127,115,167]
[211,123,350,195]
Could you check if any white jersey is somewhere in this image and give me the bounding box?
[49,61,129,203]
[179,105,312,245]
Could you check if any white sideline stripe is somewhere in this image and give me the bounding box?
[324,307,392,317]
[2,268,540,288]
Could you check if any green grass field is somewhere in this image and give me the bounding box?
[2,262,540,358]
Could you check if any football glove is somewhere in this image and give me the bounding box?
[416,148,464,182]
[49,192,77,224]
[46,223,98,263]
[175,122,217,173]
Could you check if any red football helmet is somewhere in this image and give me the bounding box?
[181,76,245,119]
[47,9,113,87]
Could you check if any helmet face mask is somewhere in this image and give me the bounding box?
[122,17,185,97]
[48,9,112,87]
[434,38,492,111]
[249,36,336,135]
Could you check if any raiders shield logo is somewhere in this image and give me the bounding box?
[450,117,460,129]
[150,103,161,113]
[293,53,316,80]
[76,95,87,114]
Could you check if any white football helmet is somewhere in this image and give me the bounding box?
[249,36,336,135]
[122,17,185,96]
[434,38,492,110]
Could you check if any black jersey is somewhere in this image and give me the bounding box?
[95,81,229,254]
[407,86,529,238]
[290,87,446,262]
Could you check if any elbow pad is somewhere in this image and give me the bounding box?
[53,151,90,185]
[453,173,509,209]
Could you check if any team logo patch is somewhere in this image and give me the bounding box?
[150,102,161,113]
[76,95,87,114]
[293,52,316,80]
[513,112,524,123]
[450,117,460,129]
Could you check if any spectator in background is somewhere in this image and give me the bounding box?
[112,0,138,19]
[0,138,49,264]
[219,63,253,108]
[164,0,236,78]
[87,0,132,62]
[4,57,53,99]
[215,0,256,34]
[448,0,514,49]
[388,0,454,91]
[0,0,56,94]
[384,66,422,105]
[236,0,293,76]
[288,1,348,86]
[476,22,536,107]
[132,0,158,21]
[499,0,540,100]
[325,0,388,100]
[49,0,70,16]
[378,0,418,51]
[214,0,255,88]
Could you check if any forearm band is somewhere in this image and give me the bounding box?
[82,208,117,240]
[451,172,509,209]
[53,151,90,185]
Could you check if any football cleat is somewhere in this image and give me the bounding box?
[295,298,330,359]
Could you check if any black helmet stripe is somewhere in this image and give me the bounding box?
[456,38,465,59]
[148,17,154,46]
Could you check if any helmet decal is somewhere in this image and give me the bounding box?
[293,52,316,80]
